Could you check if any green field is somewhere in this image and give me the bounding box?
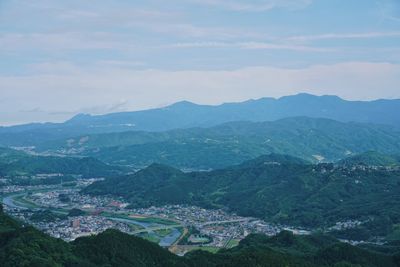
[225,238,240,248]
[9,194,40,209]
[137,232,160,243]
[128,224,145,232]
[189,246,220,254]
[154,228,173,237]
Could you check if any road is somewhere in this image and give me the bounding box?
[169,227,189,254]
[1,188,186,247]
[200,218,249,226]
[131,224,182,234]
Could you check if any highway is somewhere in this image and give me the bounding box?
[200,218,249,226]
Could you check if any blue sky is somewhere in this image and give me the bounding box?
[0,0,400,125]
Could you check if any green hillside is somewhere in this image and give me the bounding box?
[1,205,399,267]
[84,154,400,240]
[43,117,400,169]
[0,147,123,178]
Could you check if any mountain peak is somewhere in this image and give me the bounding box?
[280,93,343,101]
[65,113,92,123]
[168,100,198,108]
[140,163,183,176]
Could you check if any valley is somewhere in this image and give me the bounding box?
[2,179,400,267]
[1,96,400,266]
[2,0,400,264]
[1,183,184,247]
[1,180,310,255]
[2,148,400,256]
[83,154,400,242]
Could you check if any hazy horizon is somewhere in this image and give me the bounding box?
[1,92,400,127]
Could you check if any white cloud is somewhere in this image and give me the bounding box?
[2,30,396,55]
[186,0,312,12]
[0,26,261,55]
[0,61,399,125]
[0,32,135,52]
[287,31,400,42]
[146,23,261,39]
[170,41,331,52]
[238,41,332,52]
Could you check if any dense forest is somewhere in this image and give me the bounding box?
[0,147,123,178]
[1,205,399,267]
[39,117,400,170]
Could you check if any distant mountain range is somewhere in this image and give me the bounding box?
[1,93,400,146]
[61,93,400,129]
[41,117,400,169]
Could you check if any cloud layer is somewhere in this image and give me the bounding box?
[1,0,400,125]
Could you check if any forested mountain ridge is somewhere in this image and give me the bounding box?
[1,93,400,147]
[40,117,400,169]
[84,154,400,241]
[0,147,123,178]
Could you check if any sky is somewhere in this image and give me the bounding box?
[0,0,400,126]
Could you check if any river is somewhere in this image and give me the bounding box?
[2,193,28,209]
[108,217,182,246]
[2,191,182,246]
